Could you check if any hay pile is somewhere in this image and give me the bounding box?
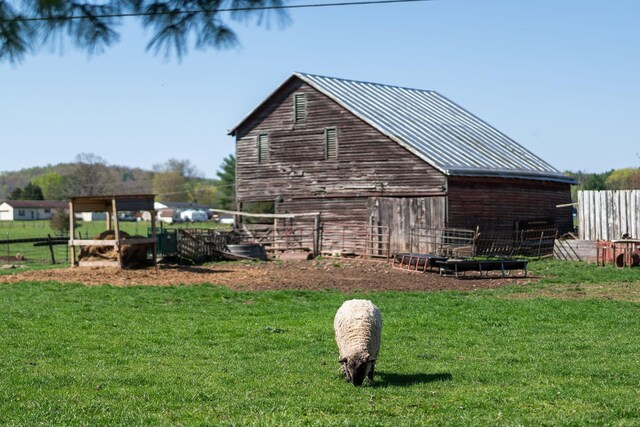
[79,230,152,267]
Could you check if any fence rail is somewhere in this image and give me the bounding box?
[0,235,70,265]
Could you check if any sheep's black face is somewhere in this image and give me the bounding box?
[343,355,371,386]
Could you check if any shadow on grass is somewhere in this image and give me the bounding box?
[376,372,452,387]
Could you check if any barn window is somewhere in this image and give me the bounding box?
[257,133,269,163]
[293,93,306,123]
[18,209,25,217]
[324,127,338,160]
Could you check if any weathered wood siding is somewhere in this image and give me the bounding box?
[578,190,640,240]
[367,197,446,253]
[447,177,573,234]
[277,197,369,224]
[277,197,380,254]
[234,77,447,205]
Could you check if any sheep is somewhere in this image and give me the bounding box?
[333,299,382,386]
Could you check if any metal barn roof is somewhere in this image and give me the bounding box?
[231,72,574,184]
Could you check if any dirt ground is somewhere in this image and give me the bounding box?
[0,257,534,292]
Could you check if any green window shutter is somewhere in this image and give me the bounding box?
[324,128,337,160]
[294,93,306,122]
[257,134,269,163]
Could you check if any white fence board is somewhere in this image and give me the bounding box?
[579,190,640,240]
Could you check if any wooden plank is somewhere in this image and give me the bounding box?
[210,208,319,218]
[120,238,157,245]
[69,239,118,246]
[78,260,119,268]
[69,200,76,267]
[112,198,123,268]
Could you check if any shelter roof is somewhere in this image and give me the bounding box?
[68,194,155,212]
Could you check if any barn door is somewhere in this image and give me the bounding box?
[368,197,447,254]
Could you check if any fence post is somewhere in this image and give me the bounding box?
[47,234,56,264]
[313,214,320,258]
[537,231,544,258]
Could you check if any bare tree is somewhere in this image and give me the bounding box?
[64,153,112,197]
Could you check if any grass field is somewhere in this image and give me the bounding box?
[1,261,640,425]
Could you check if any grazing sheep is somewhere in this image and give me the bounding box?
[333,299,382,386]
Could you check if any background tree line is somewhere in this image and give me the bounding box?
[1,153,237,210]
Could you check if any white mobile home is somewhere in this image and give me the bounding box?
[0,200,68,221]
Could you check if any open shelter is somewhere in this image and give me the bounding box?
[68,194,157,268]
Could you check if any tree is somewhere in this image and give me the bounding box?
[8,187,22,200]
[0,0,289,63]
[152,170,189,202]
[8,182,44,200]
[21,182,44,200]
[214,154,235,210]
[49,210,78,235]
[152,158,205,203]
[65,153,112,197]
[606,168,640,190]
[32,172,66,200]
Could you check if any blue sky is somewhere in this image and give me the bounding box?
[1,0,639,178]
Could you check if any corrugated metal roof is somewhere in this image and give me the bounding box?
[295,72,573,184]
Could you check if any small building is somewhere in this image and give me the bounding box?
[180,209,208,222]
[157,208,181,224]
[229,72,575,254]
[0,200,68,221]
[154,201,210,211]
[77,212,108,222]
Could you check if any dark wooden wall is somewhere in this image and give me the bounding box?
[234,77,446,206]
[446,176,573,235]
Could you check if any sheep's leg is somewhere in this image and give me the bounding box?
[367,362,376,381]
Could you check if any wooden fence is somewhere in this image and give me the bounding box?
[578,190,640,240]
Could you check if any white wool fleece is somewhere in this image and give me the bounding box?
[334,299,382,361]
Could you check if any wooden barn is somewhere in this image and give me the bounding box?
[229,73,575,255]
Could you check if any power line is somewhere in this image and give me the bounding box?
[3,0,433,23]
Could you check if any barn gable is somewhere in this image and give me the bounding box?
[232,72,574,185]
[231,75,447,204]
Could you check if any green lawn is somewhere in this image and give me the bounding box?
[1,274,639,425]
